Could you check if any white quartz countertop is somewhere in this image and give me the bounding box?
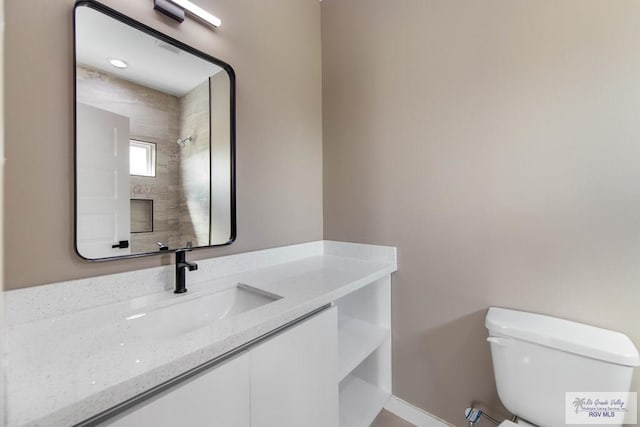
[3,241,396,427]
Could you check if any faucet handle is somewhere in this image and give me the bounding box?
[174,248,193,266]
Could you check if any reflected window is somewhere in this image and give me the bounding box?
[130,140,156,177]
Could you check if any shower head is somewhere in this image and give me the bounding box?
[177,136,192,147]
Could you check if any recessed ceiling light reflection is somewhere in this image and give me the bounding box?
[108,58,128,69]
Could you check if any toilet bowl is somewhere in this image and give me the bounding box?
[486,307,639,427]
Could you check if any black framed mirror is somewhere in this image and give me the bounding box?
[74,1,236,260]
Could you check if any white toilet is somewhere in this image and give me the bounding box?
[486,307,640,427]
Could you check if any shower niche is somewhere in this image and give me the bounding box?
[74,1,235,260]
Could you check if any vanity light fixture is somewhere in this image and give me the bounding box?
[108,58,128,69]
[154,0,222,28]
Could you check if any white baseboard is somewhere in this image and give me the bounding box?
[384,395,454,427]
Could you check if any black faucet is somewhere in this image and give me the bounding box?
[175,249,198,294]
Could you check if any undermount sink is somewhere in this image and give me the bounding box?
[127,284,282,339]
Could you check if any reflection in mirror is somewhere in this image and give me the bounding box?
[74,2,235,260]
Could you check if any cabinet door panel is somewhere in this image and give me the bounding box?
[102,352,250,427]
[251,307,339,427]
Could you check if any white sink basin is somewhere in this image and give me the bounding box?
[127,284,282,339]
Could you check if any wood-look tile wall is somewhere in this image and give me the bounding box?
[177,80,211,247]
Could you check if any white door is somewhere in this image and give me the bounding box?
[102,352,251,427]
[76,103,131,258]
[250,307,339,427]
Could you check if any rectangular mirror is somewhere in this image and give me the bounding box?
[74,1,235,260]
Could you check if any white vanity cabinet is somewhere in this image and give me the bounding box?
[251,306,338,427]
[100,307,338,427]
[103,351,251,427]
[6,241,397,427]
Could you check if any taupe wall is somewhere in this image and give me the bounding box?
[4,0,323,290]
[322,0,640,425]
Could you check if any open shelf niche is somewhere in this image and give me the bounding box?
[336,276,391,427]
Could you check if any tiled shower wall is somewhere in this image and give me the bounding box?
[177,80,211,247]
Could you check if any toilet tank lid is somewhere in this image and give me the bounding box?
[486,307,640,367]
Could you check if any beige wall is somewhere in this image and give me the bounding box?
[4,0,323,290]
[322,0,640,425]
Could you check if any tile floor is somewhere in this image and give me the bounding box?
[371,409,416,427]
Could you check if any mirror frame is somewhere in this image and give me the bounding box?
[73,0,236,261]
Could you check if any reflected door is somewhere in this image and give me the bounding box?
[76,103,131,258]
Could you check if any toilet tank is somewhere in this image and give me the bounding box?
[486,308,639,427]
